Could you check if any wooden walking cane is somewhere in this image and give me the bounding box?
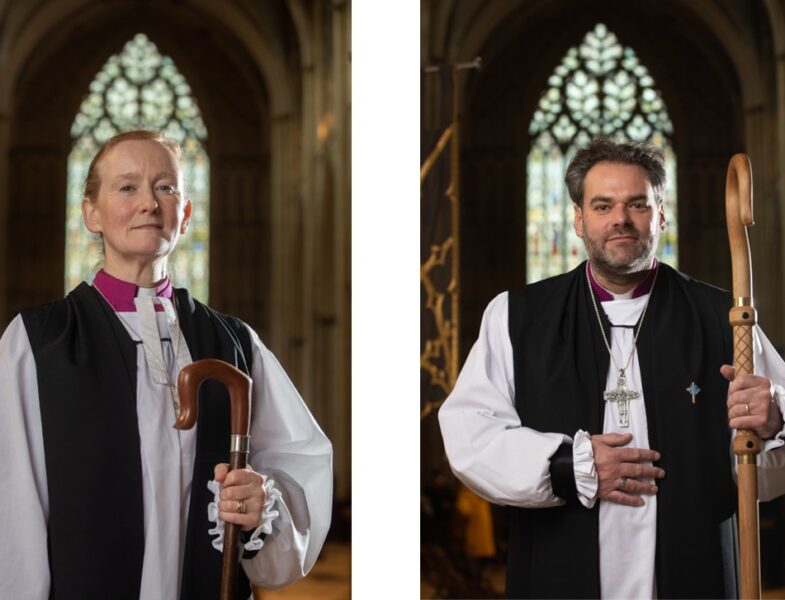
[175,359,253,600]
[726,153,762,599]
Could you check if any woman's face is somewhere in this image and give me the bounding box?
[82,139,192,269]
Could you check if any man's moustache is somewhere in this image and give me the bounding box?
[605,230,640,241]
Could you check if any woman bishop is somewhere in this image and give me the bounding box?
[0,130,333,600]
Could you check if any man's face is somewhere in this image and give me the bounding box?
[573,161,665,274]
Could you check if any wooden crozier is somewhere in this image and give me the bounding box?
[726,153,761,599]
[175,359,253,600]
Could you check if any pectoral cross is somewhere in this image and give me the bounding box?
[603,369,640,427]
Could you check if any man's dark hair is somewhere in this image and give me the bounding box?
[564,137,667,206]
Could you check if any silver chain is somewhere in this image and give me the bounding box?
[587,266,659,374]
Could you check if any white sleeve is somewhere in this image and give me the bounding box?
[0,315,51,600]
[438,292,572,508]
[239,326,333,590]
[750,325,785,501]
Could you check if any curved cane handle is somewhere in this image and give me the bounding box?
[726,153,754,302]
[174,359,252,436]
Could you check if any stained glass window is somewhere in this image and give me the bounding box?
[526,23,677,283]
[65,33,210,301]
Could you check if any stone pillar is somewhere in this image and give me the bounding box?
[328,0,351,505]
[745,102,784,349]
[677,154,730,286]
[775,50,785,350]
[300,1,321,422]
[0,112,9,327]
[6,146,67,318]
[269,113,305,385]
[209,154,270,338]
[288,0,351,503]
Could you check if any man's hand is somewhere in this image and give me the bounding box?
[214,464,266,531]
[721,364,783,440]
[591,433,665,506]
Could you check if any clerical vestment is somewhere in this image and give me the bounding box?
[0,281,333,600]
[506,263,735,598]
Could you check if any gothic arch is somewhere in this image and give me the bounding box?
[5,4,289,343]
[425,0,763,111]
[0,0,297,118]
[422,0,776,358]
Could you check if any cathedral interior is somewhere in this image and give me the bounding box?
[0,1,350,598]
[422,0,785,597]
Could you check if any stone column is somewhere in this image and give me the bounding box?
[745,101,784,349]
[0,112,9,327]
[269,113,306,386]
[209,154,270,338]
[327,0,351,505]
[774,50,785,349]
[6,146,68,317]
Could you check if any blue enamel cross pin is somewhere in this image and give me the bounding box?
[686,382,701,404]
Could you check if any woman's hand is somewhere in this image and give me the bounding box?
[214,464,267,531]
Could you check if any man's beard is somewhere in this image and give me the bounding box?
[583,226,659,277]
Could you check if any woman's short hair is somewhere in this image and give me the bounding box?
[83,129,183,200]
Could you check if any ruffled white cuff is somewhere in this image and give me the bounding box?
[207,475,283,553]
[763,383,785,452]
[573,430,598,508]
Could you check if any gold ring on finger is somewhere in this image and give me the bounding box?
[745,403,751,416]
[237,499,247,514]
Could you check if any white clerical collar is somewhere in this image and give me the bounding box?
[610,289,633,300]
